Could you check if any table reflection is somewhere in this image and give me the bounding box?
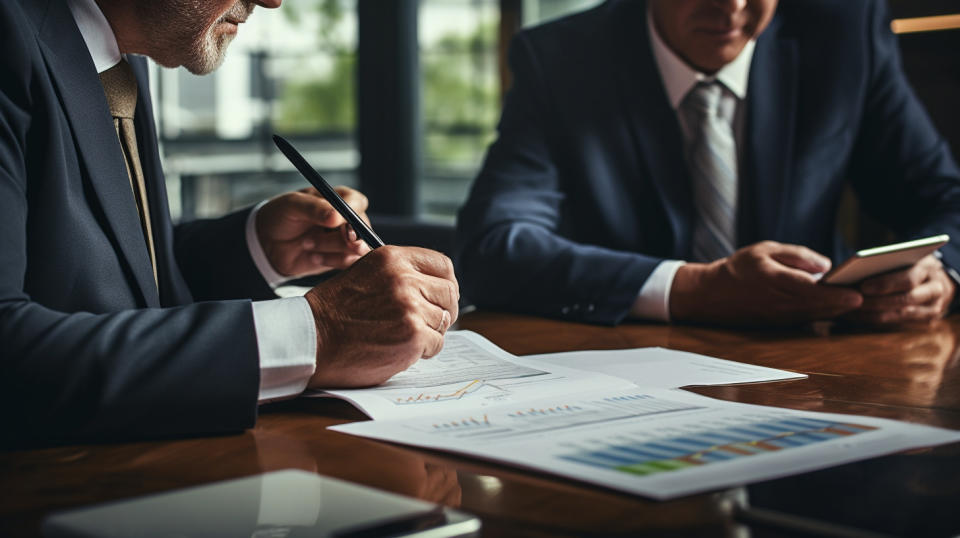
[253,429,461,506]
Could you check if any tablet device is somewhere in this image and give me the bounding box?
[820,234,949,285]
[42,470,480,538]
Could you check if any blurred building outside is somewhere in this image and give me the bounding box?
[153,0,600,224]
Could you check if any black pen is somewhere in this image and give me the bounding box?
[273,134,385,250]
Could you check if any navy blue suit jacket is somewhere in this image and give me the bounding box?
[456,0,960,325]
[0,0,279,443]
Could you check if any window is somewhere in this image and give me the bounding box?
[155,0,358,222]
[419,0,501,220]
[414,0,602,221]
[153,0,606,224]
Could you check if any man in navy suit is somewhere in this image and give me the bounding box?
[0,0,459,443]
[456,0,960,327]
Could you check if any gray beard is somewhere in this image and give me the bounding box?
[135,0,251,75]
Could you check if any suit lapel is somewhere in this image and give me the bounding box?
[744,13,798,243]
[31,0,159,307]
[609,0,694,257]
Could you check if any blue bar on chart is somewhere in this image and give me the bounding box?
[559,418,878,477]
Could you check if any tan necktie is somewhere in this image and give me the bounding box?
[99,60,158,286]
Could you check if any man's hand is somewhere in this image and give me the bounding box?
[670,241,863,326]
[256,186,371,278]
[304,246,459,388]
[844,255,955,325]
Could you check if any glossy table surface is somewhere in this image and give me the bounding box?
[3,311,960,537]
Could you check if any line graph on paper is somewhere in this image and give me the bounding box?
[376,335,548,390]
[393,379,511,405]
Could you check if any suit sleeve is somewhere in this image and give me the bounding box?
[456,33,663,325]
[847,1,960,274]
[0,16,259,445]
[175,208,277,301]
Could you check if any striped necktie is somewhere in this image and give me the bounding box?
[99,60,158,286]
[682,82,738,262]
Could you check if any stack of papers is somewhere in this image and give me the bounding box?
[315,332,960,499]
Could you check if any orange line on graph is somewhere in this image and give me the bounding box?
[396,379,482,403]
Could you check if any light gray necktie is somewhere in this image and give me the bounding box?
[99,60,158,286]
[682,82,737,262]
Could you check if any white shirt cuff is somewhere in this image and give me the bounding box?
[246,200,291,288]
[251,297,317,403]
[630,260,686,322]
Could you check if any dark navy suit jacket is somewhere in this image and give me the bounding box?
[456,0,960,325]
[0,0,279,443]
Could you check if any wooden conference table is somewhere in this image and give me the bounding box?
[3,311,960,537]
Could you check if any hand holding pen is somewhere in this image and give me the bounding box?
[255,186,372,278]
[270,135,460,387]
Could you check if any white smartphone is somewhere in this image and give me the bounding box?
[820,234,949,285]
[42,470,480,538]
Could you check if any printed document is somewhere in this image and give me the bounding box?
[308,331,637,420]
[332,386,960,499]
[526,347,806,388]
[316,331,959,499]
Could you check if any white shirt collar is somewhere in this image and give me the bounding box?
[646,6,755,109]
[65,0,122,74]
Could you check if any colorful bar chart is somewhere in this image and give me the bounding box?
[560,418,878,476]
[430,415,491,431]
[508,405,583,418]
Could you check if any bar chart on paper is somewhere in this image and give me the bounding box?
[409,393,705,440]
[430,415,493,433]
[560,418,878,477]
[333,386,960,499]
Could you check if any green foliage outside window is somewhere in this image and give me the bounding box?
[275,0,355,134]
[273,0,499,171]
[422,22,498,169]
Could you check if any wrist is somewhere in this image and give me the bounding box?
[669,262,713,321]
[304,288,326,363]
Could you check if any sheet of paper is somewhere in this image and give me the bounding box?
[523,347,805,389]
[307,331,636,420]
[331,387,960,500]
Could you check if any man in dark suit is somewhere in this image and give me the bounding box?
[456,0,960,327]
[0,0,460,443]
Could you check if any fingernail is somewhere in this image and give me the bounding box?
[311,254,324,266]
[303,238,315,249]
[349,228,358,241]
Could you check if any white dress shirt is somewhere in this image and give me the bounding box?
[630,8,756,321]
[66,0,317,403]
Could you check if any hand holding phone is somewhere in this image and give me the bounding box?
[825,235,956,325]
[820,234,949,286]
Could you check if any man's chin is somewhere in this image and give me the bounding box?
[182,54,228,76]
[687,45,749,73]
[154,38,233,75]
